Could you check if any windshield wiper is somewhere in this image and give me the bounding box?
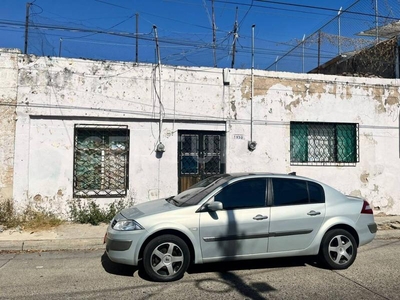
[165,196,179,206]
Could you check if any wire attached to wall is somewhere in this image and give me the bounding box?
[248,24,257,152]
[153,25,165,153]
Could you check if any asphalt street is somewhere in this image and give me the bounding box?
[0,239,399,300]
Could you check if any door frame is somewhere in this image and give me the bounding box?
[177,130,226,192]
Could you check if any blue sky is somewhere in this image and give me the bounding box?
[0,0,380,71]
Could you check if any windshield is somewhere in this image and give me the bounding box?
[168,174,230,207]
[187,174,228,189]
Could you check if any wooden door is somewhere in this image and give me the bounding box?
[178,131,225,192]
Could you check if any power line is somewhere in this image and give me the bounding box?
[214,0,400,21]
[94,0,131,10]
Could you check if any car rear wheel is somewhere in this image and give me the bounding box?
[142,234,190,282]
[319,229,357,269]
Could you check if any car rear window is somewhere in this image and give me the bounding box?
[307,181,325,203]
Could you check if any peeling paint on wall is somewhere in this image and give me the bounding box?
[372,196,394,210]
[241,76,332,101]
[0,51,18,200]
[363,85,400,114]
[230,101,237,120]
[360,171,369,183]
[284,98,302,111]
[350,190,362,197]
[363,133,378,145]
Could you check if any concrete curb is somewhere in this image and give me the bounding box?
[0,238,105,252]
[0,222,108,252]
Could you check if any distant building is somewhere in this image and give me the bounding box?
[310,21,400,79]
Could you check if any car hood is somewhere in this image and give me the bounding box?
[119,198,179,220]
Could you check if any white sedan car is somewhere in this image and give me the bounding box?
[105,173,377,282]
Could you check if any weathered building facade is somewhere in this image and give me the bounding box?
[0,49,399,215]
[0,49,19,201]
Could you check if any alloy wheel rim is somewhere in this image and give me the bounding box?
[150,242,184,277]
[328,234,354,265]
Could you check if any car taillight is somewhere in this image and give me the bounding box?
[361,200,373,214]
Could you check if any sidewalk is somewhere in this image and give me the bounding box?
[0,223,108,252]
[0,216,399,252]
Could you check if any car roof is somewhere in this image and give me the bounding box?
[225,172,311,180]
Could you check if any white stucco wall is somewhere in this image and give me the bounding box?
[0,49,19,200]
[8,54,400,215]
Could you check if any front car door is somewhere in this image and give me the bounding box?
[199,177,271,261]
[268,178,326,253]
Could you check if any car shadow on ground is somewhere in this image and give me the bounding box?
[101,252,138,277]
[187,255,320,274]
[101,251,155,280]
[101,251,322,281]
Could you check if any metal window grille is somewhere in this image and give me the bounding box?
[203,135,222,175]
[73,125,129,197]
[180,134,199,175]
[290,122,359,166]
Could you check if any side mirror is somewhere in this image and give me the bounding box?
[206,201,223,211]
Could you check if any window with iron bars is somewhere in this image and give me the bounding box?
[73,125,129,197]
[290,122,359,165]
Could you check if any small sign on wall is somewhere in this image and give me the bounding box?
[233,134,244,140]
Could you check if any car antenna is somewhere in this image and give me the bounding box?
[288,172,296,176]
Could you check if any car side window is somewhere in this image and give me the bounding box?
[308,181,325,203]
[272,178,309,206]
[214,178,267,210]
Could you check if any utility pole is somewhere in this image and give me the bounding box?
[24,2,31,54]
[338,7,342,55]
[135,13,139,63]
[375,0,379,44]
[317,30,321,73]
[59,38,62,57]
[231,7,238,68]
[302,34,305,73]
[212,0,217,67]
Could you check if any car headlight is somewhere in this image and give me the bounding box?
[112,219,144,231]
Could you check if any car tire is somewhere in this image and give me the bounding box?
[142,234,190,282]
[319,229,357,269]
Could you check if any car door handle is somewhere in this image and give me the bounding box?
[307,210,321,216]
[253,214,268,220]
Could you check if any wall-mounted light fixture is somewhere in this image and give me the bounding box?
[248,141,257,151]
[156,142,165,152]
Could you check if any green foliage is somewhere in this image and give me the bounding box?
[0,199,18,228]
[68,198,133,225]
[22,204,64,229]
[0,199,63,230]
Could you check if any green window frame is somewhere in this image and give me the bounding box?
[290,122,359,165]
[73,125,129,197]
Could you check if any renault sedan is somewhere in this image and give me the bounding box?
[105,173,377,282]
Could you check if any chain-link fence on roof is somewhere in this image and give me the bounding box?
[266,0,400,74]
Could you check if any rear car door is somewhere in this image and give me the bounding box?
[199,178,270,260]
[268,178,326,253]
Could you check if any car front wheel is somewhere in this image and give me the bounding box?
[319,229,357,269]
[142,234,190,282]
